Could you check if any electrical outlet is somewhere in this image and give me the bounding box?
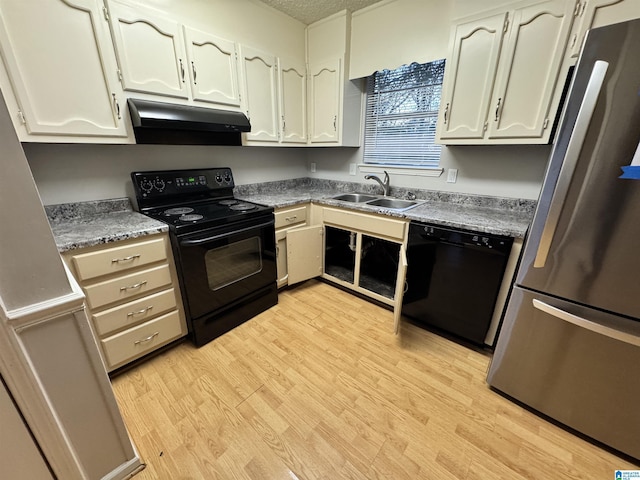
[310,162,316,173]
[447,168,458,183]
[349,163,357,176]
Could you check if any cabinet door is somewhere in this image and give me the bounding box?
[279,59,307,144]
[239,45,280,143]
[487,0,575,140]
[437,13,507,141]
[286,225,323,285]
[107,1,189,99]
[570,0,639,57]
[183,27,241,107]
[0,0,126,137]
[393,245,408,334]
[308,58,341,143]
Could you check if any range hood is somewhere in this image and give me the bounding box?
[127,98,251,146]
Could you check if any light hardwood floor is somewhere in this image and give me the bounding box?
[112,280,637,479]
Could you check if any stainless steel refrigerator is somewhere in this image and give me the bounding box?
[487,18,640,461]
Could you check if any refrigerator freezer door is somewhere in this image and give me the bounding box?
[488,286,640,460]
[517,19,640,320]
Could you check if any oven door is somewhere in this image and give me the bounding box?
[176,215,276,320]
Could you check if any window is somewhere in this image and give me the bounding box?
[364,59,445,168]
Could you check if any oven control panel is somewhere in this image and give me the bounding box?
[132,168,235,200]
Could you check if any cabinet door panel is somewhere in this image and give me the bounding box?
[108,1,189,98]
[394,244,408,334]
[280,59,307,144]
[309,58,341,143]
[184,27,241,107]
[570,0,638,57]
[0,0,125,136]
[240,45,279,143]
[487,0,574,140]
[287,225,323,285]
[437,13,507,141]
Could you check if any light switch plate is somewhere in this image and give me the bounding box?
[310,162,316,173]
[349,163,357,175]
[447,168,458,183]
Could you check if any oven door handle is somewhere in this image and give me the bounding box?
[179,220,274,246]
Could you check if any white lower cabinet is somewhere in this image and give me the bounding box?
[63,233,187,372]
[281,204,408,332]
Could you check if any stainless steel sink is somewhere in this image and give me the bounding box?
[332,193,378,203]
[366,198,419,210]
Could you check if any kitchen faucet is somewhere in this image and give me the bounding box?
[365,170,390,196]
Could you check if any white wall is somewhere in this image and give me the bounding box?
[306,144,549,200]
[24,144,308,205]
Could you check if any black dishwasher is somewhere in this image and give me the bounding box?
[403,222,513,345]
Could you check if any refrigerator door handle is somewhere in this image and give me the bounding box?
[533,60,609,268]
[532,299,640,347]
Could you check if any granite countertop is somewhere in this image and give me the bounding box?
[236,178,535,238]
[46,198,168,253]
[46,179,534,253]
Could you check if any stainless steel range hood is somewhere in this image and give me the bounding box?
[127,98,251,146]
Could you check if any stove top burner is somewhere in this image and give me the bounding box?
[219,199,239,206]
[165,207,194,215]
[179,213,204,222]
[230,203,257,211]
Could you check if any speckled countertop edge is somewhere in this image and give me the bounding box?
[47,179,535,252]
[46,198,168,252]
[236,178,535,238]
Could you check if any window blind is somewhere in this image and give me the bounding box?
[364,60,445,167]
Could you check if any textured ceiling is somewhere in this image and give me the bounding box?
[258,0,382,24]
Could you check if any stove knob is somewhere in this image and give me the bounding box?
[215,175,223,184]
[153,179,165,192]
[140,179,153,193]
[223,173,232,183]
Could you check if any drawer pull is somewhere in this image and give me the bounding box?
[127,306,153,317]
[120,281,147,292]
[285,215,298,222]
[134,332,159,345]
[111,254,140,263]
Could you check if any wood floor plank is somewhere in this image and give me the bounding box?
[112,279,638,479]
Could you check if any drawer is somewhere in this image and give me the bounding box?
[323,207,407,241]
[101,310,185,371]
[83,264,172,310]
[275,206,307,229]
[71,236,167,281]
[91,288,178,337]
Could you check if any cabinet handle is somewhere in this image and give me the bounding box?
[127,306,153,318]
[179,59,185,82]
[494,97,502,121]
[112,93,121,120]
[120,281,147,292]
[285,215,297,222]
[134,332,159,345]
[191,61,197,84]
[275,245,279,257]
[333,115,337,131]
[443,102,449,124]
[111,254,140,263]
[282,115,286,133]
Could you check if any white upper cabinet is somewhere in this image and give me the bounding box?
[437,0,577,145]
[106,0,243,110]
[0,0,127,139]
[183,26,241,107]
[239,45,280,143]
[569,0,640,57]
[437,13,508,141]
[306,11,363,147]
[107,0,189,99]
[308,58,341,143]
[279,59,307,144]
